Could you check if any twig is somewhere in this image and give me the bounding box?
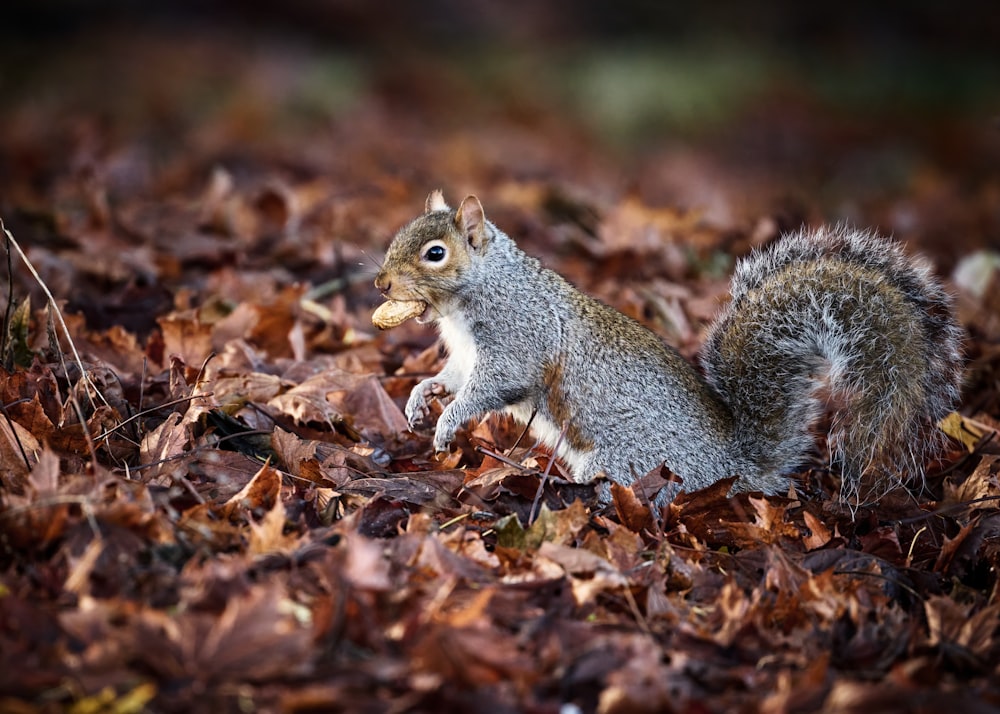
[1,219,106,410]
[529,421,568,525]
[439,512,472,531]
[474,443,576,484]
[892,494,1000,525]
[191,351,217,393]
[507,408,537,455]
[138,357,147,435]
[1,224,14,367]
[474,445,540,473]
[1,218,103,465]
[905,525,928,567]
[92,392,213,443]
[622,581,651,634]
[932,429,997,478]
[0,399,33,472]
[177,474,207,505]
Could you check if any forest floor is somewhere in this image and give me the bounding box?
[1,22,1000,714]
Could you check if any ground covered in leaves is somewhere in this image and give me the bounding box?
[2,10,1000,714]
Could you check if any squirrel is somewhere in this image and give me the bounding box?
[374,191,963,507]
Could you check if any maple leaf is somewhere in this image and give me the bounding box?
[138,412,190,479]
[725,495,802,547]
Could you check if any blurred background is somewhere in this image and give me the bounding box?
[0,0,998,304]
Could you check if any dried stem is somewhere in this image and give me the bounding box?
[1,218,103,465]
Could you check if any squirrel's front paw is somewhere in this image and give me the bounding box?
[432,422,456,453]
[405,379,440,430]
[431,403,464,452]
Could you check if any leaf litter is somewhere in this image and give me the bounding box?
[1,27,999,714]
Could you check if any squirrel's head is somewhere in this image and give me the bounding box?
[374,191,491,320]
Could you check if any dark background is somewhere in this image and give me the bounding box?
[1,0,998,262]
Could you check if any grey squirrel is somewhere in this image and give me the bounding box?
[374,191,963,506]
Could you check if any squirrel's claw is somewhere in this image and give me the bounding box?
[405,379,437,429]
[431,423,455,453]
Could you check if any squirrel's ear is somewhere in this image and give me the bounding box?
[425,190,449,214]
[456,195,487,250]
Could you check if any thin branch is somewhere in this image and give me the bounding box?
[529,421,568,525]
[92,392,213,443]
[932,428,997,478]
[0,400,33,472]
[1,218,104,466]
[506,408,537,456]
[1,223,15,368]
[474,445,539,474]
[1,219,106,411]
[892,494,1000,526]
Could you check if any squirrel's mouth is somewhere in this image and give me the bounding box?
[415,303,433,323]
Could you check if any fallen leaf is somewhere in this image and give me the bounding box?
[267,369,408,441]
[938,411,991,453]
[219,461,283,519]
[248,492,300,555]
[157,311,214,369]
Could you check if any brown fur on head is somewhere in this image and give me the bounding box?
[374,193,488,319]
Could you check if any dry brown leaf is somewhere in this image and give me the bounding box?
[336,530,393,591]
[219,461,282,519]
[211,371,289,407]
[598,195,702,254]
[4,393,57,451]
[924,596,1000,664]
[158,312,215,369]
[412,622,538,689]
[802,510,834,550]
[597,635,685,714]
[0,414,39,489]
[138,412,189,479]
[188,585,314,682]
[611,481,653,533]
[537,541,628,605]
[270,427,383,487]
[64,538,104,595]
[412,534,499,582]
[267,369,407,441]
[943,454,1000,506]
[248,493,299,555]
[28,449,61,495]
[245,287,308,359]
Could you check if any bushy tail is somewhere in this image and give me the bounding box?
[702,225,963,503]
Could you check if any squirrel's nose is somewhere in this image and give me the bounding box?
[374,273,390,293]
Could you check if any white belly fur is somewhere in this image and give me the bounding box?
[436,313,477,385]
[505,403,591,478]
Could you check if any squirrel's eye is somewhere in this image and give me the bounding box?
[424,245,447,262]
